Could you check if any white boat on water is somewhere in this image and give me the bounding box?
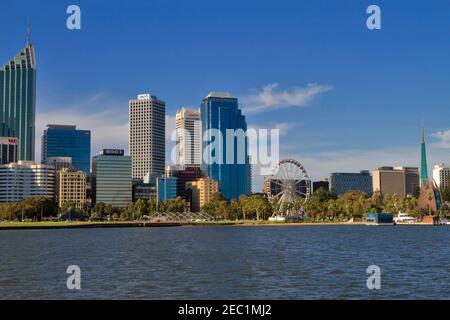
[269,215,286,222]
[394,212,418,224]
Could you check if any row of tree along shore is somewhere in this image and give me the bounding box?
[1,188,449,223]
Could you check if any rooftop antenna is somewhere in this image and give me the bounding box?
[26,18,31,46]
[421,119,425,143]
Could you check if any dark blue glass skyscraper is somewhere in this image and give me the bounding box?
[201,92,251,201]
[42,125,91,174]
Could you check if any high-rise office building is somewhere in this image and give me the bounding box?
[92,149,132,208]
[329,171,373,196]
[176,108,201,167]
[433,163,450,189]
[129,94,166,181]
[0,38,36,161]
[42,125,91,174]
[0,161,55,202]
[0,137,19,165]
[56,168,86,209]
[201,92,251,201]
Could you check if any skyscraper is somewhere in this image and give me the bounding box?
[0,137,18,165]
[92,149,132,208]
[129,94,165,181]
[0,38,36,161]
[42,125,91,174]
[421,127,429,186]
[201,92,251,201]
[176,108,201,168]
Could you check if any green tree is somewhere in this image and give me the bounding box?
[134,199,148,219]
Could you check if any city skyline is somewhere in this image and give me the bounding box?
[2,1,450,190]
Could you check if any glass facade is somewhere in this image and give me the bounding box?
[157,177,177,202]
[330,171,373,196]
[0,43,36,161]
[42,125,91,175]
[201,93,251,201]
[92,150,132,208]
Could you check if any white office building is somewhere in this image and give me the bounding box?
[433,163,450,188]
[176,107,201,168]
[129,94,165,181]
[0,161,55,202]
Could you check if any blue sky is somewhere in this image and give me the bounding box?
[2,0,450,190]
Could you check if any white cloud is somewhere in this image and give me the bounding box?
[251,145,450,192]
[36,109,129,162]
[431,129,450,149]
[36,93,178,164]
[248,121,298,137]
[242,83,332,114]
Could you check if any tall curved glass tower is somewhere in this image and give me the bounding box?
[201,92,251,201]
[0,39,36,161]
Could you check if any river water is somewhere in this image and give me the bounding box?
[0,225,449,299]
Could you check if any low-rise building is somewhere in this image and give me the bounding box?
[45,157,73,171]
[313,179,330,193]
[166,165,203,200]
[187,178,219,212]
[329,171,373,196]
[57,168,86,209]
[156,176,177,202]
[0,161,55,202]
[372,166,419,197]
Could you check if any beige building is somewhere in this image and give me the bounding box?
[372,166,419,197]
[129,94,165,181]
[57,168,86,209]
[176,108,201,168]
[187,178,219,212]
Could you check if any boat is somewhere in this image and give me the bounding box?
[394,212,418,225]
[268,215,286,222]
[366,213,394,226]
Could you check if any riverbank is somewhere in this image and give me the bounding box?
[0,221,181,230]
[0,220,368,230]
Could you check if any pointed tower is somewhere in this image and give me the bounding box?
[421,127,429,186]
[0,31,37,161]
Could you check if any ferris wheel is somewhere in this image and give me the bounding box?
[265,159,311,218]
